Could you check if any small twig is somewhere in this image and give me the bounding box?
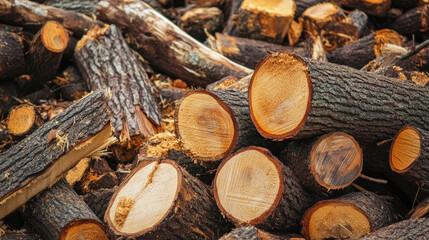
[351,183,367,192]
[412,185,421,209]
[399,38,429,61]
[359,174,388,184]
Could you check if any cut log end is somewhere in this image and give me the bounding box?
[373,29,403,58]
[175,91,237,161]
[311,132,363,190]
[214,147,282,225]
[302,3,340,21]
[249,52,310,139]
[106,160,179,235]
[303,202,371,240]
[60,219,109,240]
[242,0,295,16]
[390,126,421,173]
[6,105,40,136]
[41,21,70,53]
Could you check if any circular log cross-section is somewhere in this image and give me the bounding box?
[41,21,69,53]
[105,159,229,239]
[6,105,42,137]
[213,146,311,232]
[175,91,237,162]
[282,132,362,191]
[302,192,396,240]
[60,220,108,240]
[390,126,429,189]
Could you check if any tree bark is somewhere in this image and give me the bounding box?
[23,178,109,240]
[0,90,116,220]
[96,0,252,87]
[281,132,363,192]
[223,0,244,36]
[391,5,429,35]
[43,0,98,15]
[75,24,162,162]
[25,21,69,94]
[208,32,304,69]
[0,0,101,36]
[249,52,429,143]
[338,0,391,17]
[327,29,403,69]
[105,159,231,239]
[348,9,370,37]
[357,218,429,240]
[219,226,303,240]
[83,187,118,221]
[214,147,313,232]
[178,7,223,42]
[0,31,25,80]
[303,191,398,240]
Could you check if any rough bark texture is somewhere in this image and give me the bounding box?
[391,5,429,35]
[96,0,252,87]
[0,31,25,80]
[0,233,42,240]
[25,22,68,94]
[357,218,429,240]
[327,30,403,69]
[43,0,98,15]
[83,187,118,221]
[349,9,370,37]
[0,90,115,219]
[339,0,391,17]
[393,127,429,190]
[23,178,106,240]
[106,159,232,239]
[178,7,223,42]
[223,0,244,36]
[219,226,303,240]
[303,191,398,239]
[0,0,101,36]
[209,32,304,69]
[257,53,429,143]
[214,147,313,232]
[75,24,161,143]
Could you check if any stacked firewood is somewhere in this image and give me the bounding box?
[1,0,429,239]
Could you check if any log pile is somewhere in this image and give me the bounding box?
[0,0,429,240]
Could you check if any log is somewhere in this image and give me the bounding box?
[327,29,403,69]
[223,0,244,36]
[0,31,25,80]
[213,146,312,232]
[357,218,429,239]
[96,0,252,87]
[0,0,100,36]
[83,187,118,221]
[175,89,270,165]
[408,196,429,218]
[74,24,162,163]
[338,0,392,17]
[390,126,429,190]
[304,35,327,61]
[237,0,296,43]
[281,132,363,192]
[248,52,429,142]
[303,191,397,240]
[295,0,322,17]
[219,226,304,240]
[178,7,223,42]
[302,2,359,50]
[208,32,304,69]
[25,21,69,93]
[6,104,43,137]
[23,178,109,240]
[391,5,429,35]
[57,66,88,101]
[0,90,117,220]
[43,0,98,15]
[348,9,370,37]
[0,232,41,240]
[186,0,220,7]
[105,159,231,239]
[288,17,303,46]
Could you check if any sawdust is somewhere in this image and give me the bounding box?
[114,197,136,229]
[144,132,179,157]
